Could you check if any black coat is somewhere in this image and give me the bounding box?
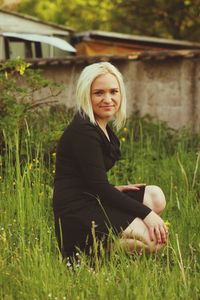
[53,112,151,257]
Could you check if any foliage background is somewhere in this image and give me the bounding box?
[1,0,200,41]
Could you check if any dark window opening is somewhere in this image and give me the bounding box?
[4,37,42,59]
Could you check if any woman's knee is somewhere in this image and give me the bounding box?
[144,185,166,214]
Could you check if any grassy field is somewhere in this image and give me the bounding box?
[0,112,200,300]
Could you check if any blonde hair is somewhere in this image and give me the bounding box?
[76,62,127,130]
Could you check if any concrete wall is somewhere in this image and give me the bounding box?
[35,57,200,132]
[119,59,200,132]
[0,36,4,59]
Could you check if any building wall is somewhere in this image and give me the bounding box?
[35,57,200,132]
[119,59,200,132]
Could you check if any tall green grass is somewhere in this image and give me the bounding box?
[0,114,200,300]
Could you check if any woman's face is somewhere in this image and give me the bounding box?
[91,73,121,125]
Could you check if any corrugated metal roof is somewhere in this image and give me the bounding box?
[73,31,200,50]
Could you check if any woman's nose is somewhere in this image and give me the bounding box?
[103,93,112,102]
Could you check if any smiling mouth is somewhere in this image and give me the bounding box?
[100,106,114,108]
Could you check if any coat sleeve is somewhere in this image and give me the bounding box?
[71,124,151,219]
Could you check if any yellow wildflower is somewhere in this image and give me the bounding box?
[120,137,126,142]
[123,127,128,133]
[164,220,171,229]
[15,62,31,76]
[0,231,6,243]
[15,64,26,75]
[33,158,39,164]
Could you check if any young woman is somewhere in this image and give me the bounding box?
[53,62,168,259]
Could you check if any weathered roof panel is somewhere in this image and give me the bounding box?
[0,9,75,34]
[73,31,200,50]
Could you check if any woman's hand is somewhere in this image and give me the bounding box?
[114,183,146,193]
[143,211,168,244]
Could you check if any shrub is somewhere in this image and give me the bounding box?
[0,57,67,158]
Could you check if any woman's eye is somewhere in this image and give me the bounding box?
[111,90,118,94]
[95,91,103,96]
